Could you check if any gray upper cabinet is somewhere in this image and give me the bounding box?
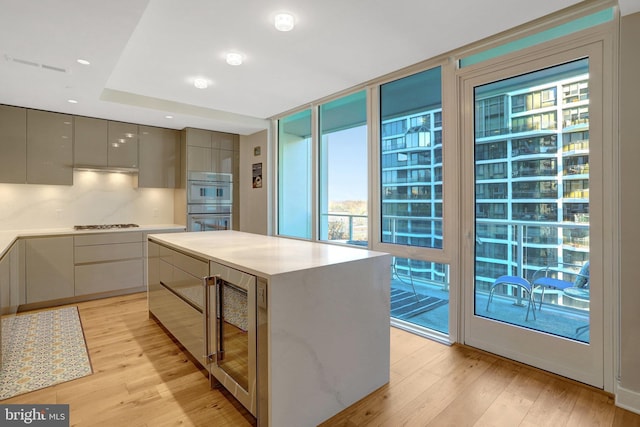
[187,145,213,172]
[185,128,213,172]
[138,125,180,188]
[211,131,235,150]
[0,105,27,183]
[26,109,73,185]
[186,128,212,148]
[108,121,138,169]
[185,128,238,174]
[74,116,108,167]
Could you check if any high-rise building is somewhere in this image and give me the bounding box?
[380,60,590,309]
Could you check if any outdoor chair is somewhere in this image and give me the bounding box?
[532,262,589,309]
[532,261,590,336]
[486,275,537,321]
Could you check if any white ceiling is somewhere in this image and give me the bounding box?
[1,0,636,135]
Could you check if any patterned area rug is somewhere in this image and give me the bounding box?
[1,306,93,400]
[391,288,448,320]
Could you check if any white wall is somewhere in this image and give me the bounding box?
[239,130,269,235]
[617,11,640,411]
[0,170,175,230]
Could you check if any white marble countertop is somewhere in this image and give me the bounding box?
[0,224,185,258]
[148,230,389,278]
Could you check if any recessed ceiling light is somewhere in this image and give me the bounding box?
[76,59,90,65]
[165,115,173,119]
[274,13,295,31]
[67,99,78,104]
[194,78,208,89]
[226,53,243,66]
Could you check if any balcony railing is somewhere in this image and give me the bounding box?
[321,212,368,244]
[321,213,589,338]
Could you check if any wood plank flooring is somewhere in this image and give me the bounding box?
[3,292,640,427]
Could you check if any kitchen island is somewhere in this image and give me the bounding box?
[147,230,391,427]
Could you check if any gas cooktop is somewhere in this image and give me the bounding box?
[73,223,140,230]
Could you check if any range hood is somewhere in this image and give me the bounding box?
[73,166,139,174]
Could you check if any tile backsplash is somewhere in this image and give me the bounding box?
[0,171,175,230]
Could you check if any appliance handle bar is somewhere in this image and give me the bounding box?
[203,276,217,365]
[217,279,225,362]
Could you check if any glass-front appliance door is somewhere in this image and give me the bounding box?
[206,261,257,416]
[217,280,249,390]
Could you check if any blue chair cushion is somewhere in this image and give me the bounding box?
[533,276,573,290]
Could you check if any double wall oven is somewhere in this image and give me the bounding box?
[187,172,232,232]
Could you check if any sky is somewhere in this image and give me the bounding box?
[325,125,368,202]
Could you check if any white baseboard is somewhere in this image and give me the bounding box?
[616,385,640,415]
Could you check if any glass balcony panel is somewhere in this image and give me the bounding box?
[391,256,449,334]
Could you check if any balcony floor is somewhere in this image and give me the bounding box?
[391,280,589,343]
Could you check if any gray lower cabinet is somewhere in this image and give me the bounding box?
[13,230,184,308]
[0,250,9,315]
[138,125,180,188]
[0,243,21,315]
[148,241,207,361]
[25,236,74,304]
[26,109,73,185]
[0,105,27,183]
[74,232,144,296]
[0,241,21,372]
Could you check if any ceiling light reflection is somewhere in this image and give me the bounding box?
[226,53,243,66]
[194,78,208,89]
[275,13,295,31]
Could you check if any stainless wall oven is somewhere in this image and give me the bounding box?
[187,205,231,232]
[187,172,232,232]
[204,262,268,423]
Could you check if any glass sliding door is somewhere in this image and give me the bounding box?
[278,109,312,239]
[319,91,368,245]
[379,66,450,336]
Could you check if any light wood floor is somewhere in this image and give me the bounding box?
[4,293,640,427]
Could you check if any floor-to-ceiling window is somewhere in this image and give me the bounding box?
[273,6,616,387]
[278,109,312,239]
[319,91,368,244]
[378,67,450,337]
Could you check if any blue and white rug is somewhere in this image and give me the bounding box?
[0,306,93,400]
